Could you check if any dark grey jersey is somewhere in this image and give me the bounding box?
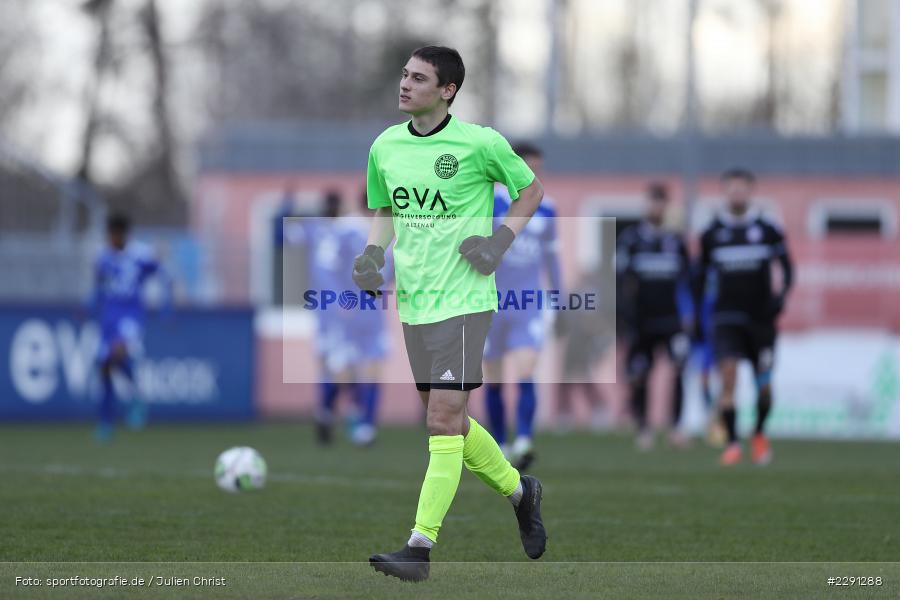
[698,211,791,325]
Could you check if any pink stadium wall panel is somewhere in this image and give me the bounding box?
[195,173,900,331]
[199,172,900,423]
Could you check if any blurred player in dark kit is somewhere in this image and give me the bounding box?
[616,183,692,450]
[695,169,793,466]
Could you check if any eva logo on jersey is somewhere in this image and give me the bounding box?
[392,186,449,212]
[389,153,462,212]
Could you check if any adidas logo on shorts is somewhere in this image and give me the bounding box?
[439,370,455,381]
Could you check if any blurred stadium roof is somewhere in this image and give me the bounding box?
[199,123,900,177]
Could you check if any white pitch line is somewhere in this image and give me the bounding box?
[0,463,413,491]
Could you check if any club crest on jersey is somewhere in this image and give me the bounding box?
[434,154,459,179]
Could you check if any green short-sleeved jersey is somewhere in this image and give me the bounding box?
[367,115,535,325]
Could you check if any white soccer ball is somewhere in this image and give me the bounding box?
[214,447,267,493]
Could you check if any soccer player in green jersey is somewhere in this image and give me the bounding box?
[353,46,547,582]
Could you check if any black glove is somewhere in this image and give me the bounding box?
[458,225,516,275]
[352,245,385,295]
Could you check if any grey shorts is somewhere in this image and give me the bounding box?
[401,311,493,392]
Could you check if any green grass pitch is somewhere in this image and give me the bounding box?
[1,423,898,599]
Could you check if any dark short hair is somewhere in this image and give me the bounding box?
[322,189,342,218]
[512,142,542,159]
[721,168,756,184]
[647,181,669,201]
[359,188,370,212]
[106,213,131,233]
[411,46,465,105]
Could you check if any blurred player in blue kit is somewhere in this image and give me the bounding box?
[482,143,561,470]
[89,214,171,442]
[691,268,725,446]
[286,191,390,446]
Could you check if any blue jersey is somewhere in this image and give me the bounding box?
[493,192,561,298]
[285,215,390,368]
[92,243,161,334]
[308,218,365,294]
[287,216,390,328]
[485,192,561,358]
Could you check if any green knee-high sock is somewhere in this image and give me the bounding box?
[463,417,520,497]
[412,435,464,543]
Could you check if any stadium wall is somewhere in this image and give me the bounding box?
[189,169,900,439]
[193,172,900,331]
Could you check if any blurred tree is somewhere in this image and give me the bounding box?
[74,0,186,224]
[0,0,853,201]
[197,0,390,123]
[612,0,660,129]
[0,1,102,234]
[0,0,34,127]
[556,0,589,131]
[752,0,783,127]
[109,0,187,224]
[141,0,178,191]
[77,0,114,184]
[702,0,842,134]
[473,0,499,124]
[194,0,496,125]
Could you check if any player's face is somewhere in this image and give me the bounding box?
[323,197,340,220]
[523,155,544,180]
[107,230,127,250]
[646,197,667,224]
[723,178,753,214]
[399,57,455,115]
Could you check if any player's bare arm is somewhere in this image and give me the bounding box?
[366,207,396,249]
[501,178,544,235]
